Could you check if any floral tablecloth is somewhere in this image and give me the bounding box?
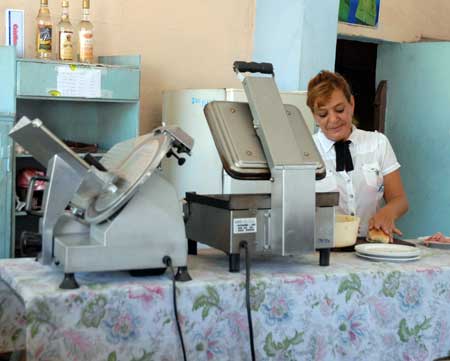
[1,242,450,361]
[0,279,25,354]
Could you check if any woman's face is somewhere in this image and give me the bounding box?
[313,89,354,142]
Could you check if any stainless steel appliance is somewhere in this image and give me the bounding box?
[9,117,193,288]
[162,88,315,198]
[185,62,339,271]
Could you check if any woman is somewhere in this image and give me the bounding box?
[307,70,408,241]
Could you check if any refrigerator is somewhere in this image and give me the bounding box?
[161,88,316,201]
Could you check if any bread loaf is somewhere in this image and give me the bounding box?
[367,229,390,244]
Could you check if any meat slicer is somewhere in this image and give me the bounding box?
[184,61,339,271]
[9,117,193,289]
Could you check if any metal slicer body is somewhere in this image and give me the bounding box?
[9,117,193,287]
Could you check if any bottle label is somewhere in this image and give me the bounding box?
[59,31,73,60]
[79,30,94,62]
[37,25,52,53]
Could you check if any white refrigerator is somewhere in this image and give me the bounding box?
[161,88,316,200]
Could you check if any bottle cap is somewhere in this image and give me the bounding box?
[82,0,90,9]
[41,0,49,5]
[62,0,69,7]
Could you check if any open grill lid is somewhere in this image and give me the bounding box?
[204,101,325,181]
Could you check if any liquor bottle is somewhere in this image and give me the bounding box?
[78,0,94,63]
[36,0,53,59]
[58,0,74,61]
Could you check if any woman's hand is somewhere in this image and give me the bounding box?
[368,169,409,242]
[368,208,403,242]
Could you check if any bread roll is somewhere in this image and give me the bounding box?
[367,229,390,243]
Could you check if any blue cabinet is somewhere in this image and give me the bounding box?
[0,46,141,258]
[0,120,13,259]
[0,46,16,259]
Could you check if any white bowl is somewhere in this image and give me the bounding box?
[334,214,360,248]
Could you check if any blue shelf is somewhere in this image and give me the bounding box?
[17,57,140,101]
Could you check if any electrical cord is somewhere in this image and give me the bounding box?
[240,241,256,361]
[163,256,188,361]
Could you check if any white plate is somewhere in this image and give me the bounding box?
[355,243,421,258]
[356,252,420,262]
[355,251,419,261]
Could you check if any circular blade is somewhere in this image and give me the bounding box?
[84,133,172,224]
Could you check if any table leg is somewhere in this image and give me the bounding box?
[188,239,197,255]
[229,253,240,272]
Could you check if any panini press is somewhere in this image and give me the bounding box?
[185,61,339,272]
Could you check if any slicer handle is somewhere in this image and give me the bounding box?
[25,175,49,216]
[233,61,274,75]
[84,153,107,172]
[167,149,186,166]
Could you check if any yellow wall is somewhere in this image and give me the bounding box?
[0,0,255,132]
[338,0,450,42]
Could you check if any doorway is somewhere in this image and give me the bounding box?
[335,38,378,131]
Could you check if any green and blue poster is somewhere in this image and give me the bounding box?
[339,0,380,27]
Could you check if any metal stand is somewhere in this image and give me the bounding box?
[229,254,240,272]
[319,249,331,266]
[175,266,192,282]
[59,273,79,289]
[188,239,197,255]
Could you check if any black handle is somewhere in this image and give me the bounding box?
[166,149,186,166]
[25,176,49,216]
[233,61,274,75]
[84,153,107,171]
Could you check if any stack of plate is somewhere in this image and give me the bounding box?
[355,243,421,262]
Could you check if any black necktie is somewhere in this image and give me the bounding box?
[334,140,354,172]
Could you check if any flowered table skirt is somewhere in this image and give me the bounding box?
[1,243,450,361]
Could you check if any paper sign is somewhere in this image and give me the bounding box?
[56,66,102,98]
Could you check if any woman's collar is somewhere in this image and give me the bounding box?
[317,125,357,154]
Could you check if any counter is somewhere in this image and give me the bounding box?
[1,242,450,360]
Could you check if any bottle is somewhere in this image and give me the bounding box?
[36,0,53,59]
[78,0,94,63]
[58,0,74,61]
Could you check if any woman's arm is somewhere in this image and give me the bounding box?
[368,169,409,238]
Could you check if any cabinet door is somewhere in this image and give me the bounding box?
[0,46,16,114]
[0,158,12,258]
[0,121,13,258]
[0,119,12,159]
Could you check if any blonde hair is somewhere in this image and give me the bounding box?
[307,70,353,111]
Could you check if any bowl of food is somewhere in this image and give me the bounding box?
[334,214,360,248]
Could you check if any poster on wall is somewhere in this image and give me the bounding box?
[338,0,380,27]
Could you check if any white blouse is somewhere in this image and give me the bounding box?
[313,127,400,236]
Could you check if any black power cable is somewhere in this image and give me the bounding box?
[240,241,256,361]
[163,256,187,361]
